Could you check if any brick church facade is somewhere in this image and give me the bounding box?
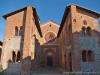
[1,4,100,74]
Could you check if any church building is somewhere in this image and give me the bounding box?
[1,4,100,75]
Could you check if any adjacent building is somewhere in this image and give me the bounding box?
[58,4,100,72]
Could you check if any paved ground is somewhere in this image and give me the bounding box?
[31,67,100,75]
[31,66,63,74]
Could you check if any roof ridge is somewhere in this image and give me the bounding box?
[3,5,35,19]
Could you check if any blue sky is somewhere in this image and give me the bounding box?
[0,0,100,41]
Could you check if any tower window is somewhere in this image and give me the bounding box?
[83,20,87,25]
[81,26,92,36]
[19,26,23,36]
[73,19,76,23]
[15,26,23,36]
[82,26,86,36]
[16,51,20,62]
[15,26,19,36]
[86,26,91,36]
[12,51,21,63]
[12,51,16,62]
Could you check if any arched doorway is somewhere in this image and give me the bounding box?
[47,52,53,66]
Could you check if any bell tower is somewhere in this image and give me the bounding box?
[1,5,41,75]
[70,4,100,71]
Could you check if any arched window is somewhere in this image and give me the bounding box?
[12,51,16,62]
[81,26,92,36]
[82,50,87,62]
[19,26,23,36]
[82,26,86,36]
[86,26,91,36]
[15,26,19,36]
[83,20,87,25]
[82,50,95,62]
[82,26,86,31]
[87,50,94,61]
[73,19,76,23]
[16,51,20,62]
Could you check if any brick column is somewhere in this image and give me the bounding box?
[70,5,81,71]
[21,6,33,75]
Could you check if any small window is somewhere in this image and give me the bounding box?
[81,26,92,36]
[82,26,86,36]
[19,26,23,36]
[12,51,16,63]
[49,25,51,27]
[82,50,87,62]
[15,26,19,36]
[82,50,95,62]
[88,50,94,61]
[48,24,51,29]
[83,20,87,25]
[86,27,91,36]
[73,19,76,23]
[20,26,23,31]
[82,26,86,31]
[16,51,20,62]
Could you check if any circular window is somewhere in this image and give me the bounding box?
[45,32,55,42]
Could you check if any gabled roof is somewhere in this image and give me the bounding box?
[40,20,60,27]
[3,6,27,19]
[57,6,70,37]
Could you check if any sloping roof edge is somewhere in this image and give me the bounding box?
[40,20,60,27]
[3,5,36,19]
[33,8,43,37]
[68,4,100,17]
[3,5,42,37]
[57,6,70,37]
